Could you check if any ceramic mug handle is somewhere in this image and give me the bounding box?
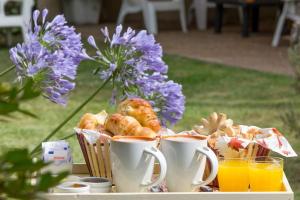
[140,146,167,188]
[192,146,218,187]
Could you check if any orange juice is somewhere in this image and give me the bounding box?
[218,159,249,192]
[249,162,283,191]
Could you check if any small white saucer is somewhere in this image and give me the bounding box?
[56,181,90,193]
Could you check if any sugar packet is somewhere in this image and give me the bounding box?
[42,140,72,174]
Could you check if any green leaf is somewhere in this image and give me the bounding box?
[37,171,69,192]
[8,87,18,101]
[0,148,68,200]
[0,101,19,115]
[0,82,12,94]
[20,79,41,100]
[1,149,47,171]
[0,80,40,119]
[17,109,38,119]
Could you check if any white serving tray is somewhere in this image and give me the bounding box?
[46,163,294,200]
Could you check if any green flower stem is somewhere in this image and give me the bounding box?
[0,65,15,77]
[60,132,75,140]
[30,75,112,156]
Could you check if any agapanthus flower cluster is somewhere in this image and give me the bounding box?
[88,25,185,125]
[143,81,185,126]
[9,9,85,105]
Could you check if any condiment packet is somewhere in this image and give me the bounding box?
[42,140,72,174]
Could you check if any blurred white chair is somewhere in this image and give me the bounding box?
[0,0,34,44]
[117,0,187,34]
[272,0,300,47]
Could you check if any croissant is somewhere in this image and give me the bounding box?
[78,111,108,130]
[104,113,157,138]
[118,98,161,132]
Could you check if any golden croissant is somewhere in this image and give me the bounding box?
[117,98,161,132]
[78,111,108,130]
[104,113,157,138]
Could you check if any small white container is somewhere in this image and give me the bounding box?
[79,177,112,193]
[56,181,90,193]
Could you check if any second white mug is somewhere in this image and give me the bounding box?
[160,135,218,192]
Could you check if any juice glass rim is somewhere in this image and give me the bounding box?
[249,156,284,166]
[250,156,283,164]
[218,157,248,161]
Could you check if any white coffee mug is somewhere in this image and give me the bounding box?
[160,135,218,192]
[110,136,167,192]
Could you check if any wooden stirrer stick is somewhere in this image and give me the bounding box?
[96,140,106,177]
[77,133,92,175]
[84,138,96,176]
[104,138,112,180]
[90,144,100,177]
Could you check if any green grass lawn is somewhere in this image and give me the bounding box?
[1,49,299,198]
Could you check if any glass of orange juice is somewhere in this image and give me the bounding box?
[217,157,249,192]
[249,157,283,191]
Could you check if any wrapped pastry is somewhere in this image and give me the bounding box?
[193,112,237,136]
[105,113,157,138]
[193,113,297,160]
[78,111,108,130]
[118,98,161,132]
[193,112,239,148]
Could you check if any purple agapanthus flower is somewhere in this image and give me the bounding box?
[151,81,185,126]
[9,9,85,105]
[87,25,185,125]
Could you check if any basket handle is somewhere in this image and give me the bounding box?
[192,146,218,187]
[140,146,167,188]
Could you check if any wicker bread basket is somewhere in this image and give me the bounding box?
[76,130,112,181]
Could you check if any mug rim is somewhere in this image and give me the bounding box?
[161,134,207,142]
[112,135,156,142]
